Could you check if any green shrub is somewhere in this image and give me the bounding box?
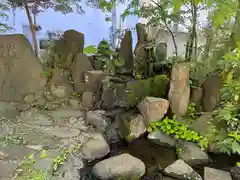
[147,116,209,149]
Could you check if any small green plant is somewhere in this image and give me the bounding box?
[185,103,198,124]
[176,147,183,158]
[40,71,51,79]
[52,143,83,172]
[0,135,27,146]
[147,116,209,149]
[52,148,70,172]
[236,162,240,167]
[126,134,135,142]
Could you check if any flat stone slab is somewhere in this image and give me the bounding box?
[204,167,232,180]
[0,160,18,179]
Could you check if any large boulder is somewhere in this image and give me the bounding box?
[53,29,85,68]
[168,63,190,116]
[138,97,169,124]
[92,153,145,179]
[0,34,46,101]
[118,112,146,141]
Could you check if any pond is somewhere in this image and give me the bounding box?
[80,134,240,180]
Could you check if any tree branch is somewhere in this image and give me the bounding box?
[149,0,178,57]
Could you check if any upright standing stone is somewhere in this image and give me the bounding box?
[155,43,167,61]
[202,74,221,112]
[168,63,190,116]
[71,53,93,93]
[119,30,133,72]
[53,29,84,69]
[0,34,46,101]
[134,23,148,57]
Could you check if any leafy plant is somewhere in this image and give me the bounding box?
[185,103,198,123]
[83,45,97,54]
[147,116,209,149]
[94,40,125,75]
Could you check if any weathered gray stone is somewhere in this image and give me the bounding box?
[50,69,72,98]
[84,70,105,93]
[177,142,209,166]
[0,160,18,179]
[100,75,169,110]
[20,109,53,126]
[0,102,19,119]
[191,112,213,136]
[0,34,46,101]
[164,159,202,180]
[155,43,167,61]
[104,121,122,144]
[57,154,84,180]
[204,167,232,180]
[53,30,84,69]
[119,30,134,71]
[168,63,190,116]
[148,131,176,148]
[86,110,111,132]
[119,113,146,141]
[81,133,110,161]
[190,87,203,111]
[45,126,80,138]
[92,153,145,179]
[68,98,81,109]
[82,92,96,110]
[50,109,84,122]
[71,53,93,93]
[230,166,240,180]
[138,97,169,124]
[202,75,221,112]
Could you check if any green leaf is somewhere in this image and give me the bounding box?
[105,17,111,22]
[40,149,47,158]
[232,141,240,154]
[83,45,97,54]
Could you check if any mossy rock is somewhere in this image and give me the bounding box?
[101,75,169,109]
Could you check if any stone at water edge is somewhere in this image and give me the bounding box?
[138,96,169,125]
[92,153,145,179]
[168,63,190,116]
[80,133,110,161]
[148,131,177,148]
[204,167,232,180]
[85,110,111,132]
[230,166,240,180]
[118,112,146,141]
[164,159,202,180]
[177,142,209,166]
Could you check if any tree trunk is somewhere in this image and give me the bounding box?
[24,2,38,57]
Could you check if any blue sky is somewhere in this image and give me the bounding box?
[4,3,139,47]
